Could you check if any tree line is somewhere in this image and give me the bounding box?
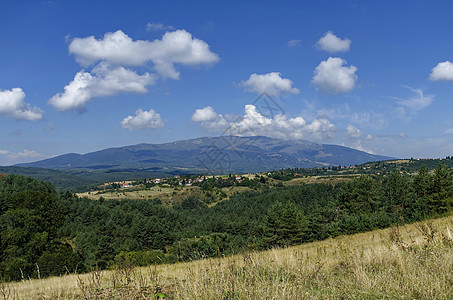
[1,164,452,281]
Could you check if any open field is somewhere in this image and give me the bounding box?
[4,215,453,299]
[77,184,254,205]
[283,174,358,186]
[75,173,358,203]
[77,185,193,201]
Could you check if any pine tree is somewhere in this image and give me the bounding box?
[264,201,308,247]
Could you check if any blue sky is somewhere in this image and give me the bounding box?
[1,0,453,165]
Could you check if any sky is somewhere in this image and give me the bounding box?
[1,0,453,165]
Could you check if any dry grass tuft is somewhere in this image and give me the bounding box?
[6,216,453,299]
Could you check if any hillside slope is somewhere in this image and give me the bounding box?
[8,215,453,299]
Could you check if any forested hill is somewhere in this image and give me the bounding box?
[1,164,453,282]
[0,166,174,191]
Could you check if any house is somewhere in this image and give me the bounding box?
[121,183,131,188]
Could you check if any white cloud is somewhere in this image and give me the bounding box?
[316,31,351,53]
[146,22,175,32]
[191,106,218,122]
[51,29,219,112]
[342,126,376,154]
[287,39,301,47]
[302,101,387,130]
[68,29,219,79]
[192,104,336,141]
[0,149,43,161]
[341,141,375,154]
[239,72,300,97]
[444,128,453,135]
[13,150,42,159]
[192,106,229,132]
[0,88,44,121]
[312,57,357,94]
[49,63,156,111]
[346,125,362,139]
[121,108,165,130]
[429,61,453,81]
[395,86,434,111]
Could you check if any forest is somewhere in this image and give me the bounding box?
[1,164,452,281]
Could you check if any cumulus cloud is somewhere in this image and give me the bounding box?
[51,29,219,112]
[316,31,351,53]
[239,72,300,97]
[121,108,165,130]
[0,149,43,161]
[191,106,218,122]
[191,106,229,132]
[346,125,362,139]
[145,22,175,32]
[312,57,357,94]
[49,63,156,111]
[395,86,434,111]
[342,126,376,154]
[0,88,44,121]
[429,61,453,81]
[192,104,336,141]
[68,29,219,79]
[287,39,301,47]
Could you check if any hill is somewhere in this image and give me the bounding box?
[16,136,393,173]
[7,215,453,299]
[0,166,175,191]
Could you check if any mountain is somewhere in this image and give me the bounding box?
[16,136,393,174]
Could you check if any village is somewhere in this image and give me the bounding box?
[118,174,245,189]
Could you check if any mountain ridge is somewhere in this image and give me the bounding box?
[16,136,394,173]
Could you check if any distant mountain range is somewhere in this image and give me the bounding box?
[16,136,393,174]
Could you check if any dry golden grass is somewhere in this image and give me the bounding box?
[283,174,358,186]
[5,216,453,299]
[77,185,181,201]
[77,185,253,205]
[386,159,411,164]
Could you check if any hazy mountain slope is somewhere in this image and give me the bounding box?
[16,136,393,173]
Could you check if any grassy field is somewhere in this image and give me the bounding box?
[3,215,453,299]
[283,174,358,186]
[75,173,356,203]
[77,185,253,206]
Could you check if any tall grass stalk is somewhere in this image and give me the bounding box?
[7,216,453,299]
